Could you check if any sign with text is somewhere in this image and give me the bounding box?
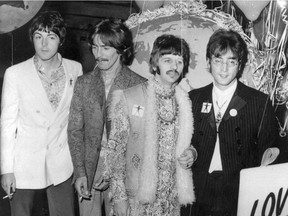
[238,163,288,216]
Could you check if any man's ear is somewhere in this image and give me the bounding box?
[206,60,211,70]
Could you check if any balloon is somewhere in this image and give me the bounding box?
[252,9,267,48]
[277,0,288,9]
[233,0,270,21]
[135,0,164,11]
[0,1,44,34]
[253,0,288,49]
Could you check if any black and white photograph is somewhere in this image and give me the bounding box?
[0,0,288,215]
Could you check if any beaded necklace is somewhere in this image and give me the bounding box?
[153,78,178,123]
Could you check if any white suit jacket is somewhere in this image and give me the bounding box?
[1,56,83,189]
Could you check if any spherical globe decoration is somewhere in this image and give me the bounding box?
[126,2,257,91]
[0,1,44,34]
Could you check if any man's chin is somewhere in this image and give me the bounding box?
[168,74,180,81]
[98,66,111,71]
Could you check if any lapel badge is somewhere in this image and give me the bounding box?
[229,109,238,117]
[201,102,212,113]
[132,104,144,117]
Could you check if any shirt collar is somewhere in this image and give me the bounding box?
[213,80,237,99]
[34,53,63,74]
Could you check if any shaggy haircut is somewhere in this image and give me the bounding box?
[88,18,134,66]
[206,29,248,78]
[29,11,66,45]
[149,34,190,82]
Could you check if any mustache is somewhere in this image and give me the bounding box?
[166,70,180,75]
[96,58,108,62]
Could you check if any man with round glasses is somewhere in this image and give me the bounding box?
[210,56,238,68]
[184,29,277,216]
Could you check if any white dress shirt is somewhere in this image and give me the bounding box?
[209,81,237,173]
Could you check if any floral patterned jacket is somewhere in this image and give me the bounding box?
[67,66,146,190]
[104,79,195,207]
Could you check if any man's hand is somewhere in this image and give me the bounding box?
[74,176,91,200]
[93,176,109,191]
[178,147,197,169]
[1,173,16,199]
[114,200,130,216]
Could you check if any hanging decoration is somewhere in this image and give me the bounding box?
[252,1,287,49]
[134,0,164,12]
[246,0,288,136]
[0,0,45,34]
[233,0,270,21]
[163,0,202,6]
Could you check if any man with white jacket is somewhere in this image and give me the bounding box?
[1,11,82,216]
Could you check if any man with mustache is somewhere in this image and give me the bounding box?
[67,18,146,216]
[1,11,83,216]
[105,34,197,216]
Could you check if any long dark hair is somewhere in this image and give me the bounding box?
[88,18,134,66]
[149,34,190,82]
[29,11,66,45]
[206,29,248,78]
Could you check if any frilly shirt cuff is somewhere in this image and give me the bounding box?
[187,145,198,162]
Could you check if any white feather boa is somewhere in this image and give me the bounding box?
[136,81,195,205]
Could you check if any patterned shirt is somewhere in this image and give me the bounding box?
[34,55,66,111]
[107,78,181,216]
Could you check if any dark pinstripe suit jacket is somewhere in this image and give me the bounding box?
[189,81,277,211]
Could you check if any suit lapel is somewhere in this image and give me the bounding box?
[222,83,247,122]
[104,66,131,136]
[107,66,130,101]
[89,69,107,133]
[207,110,216,130]
[91,69,105,107]
[23,59,54,114]
[222,95,246,121]
[49,62,78,122]
[200,84,216,130]
[198,83,247,129]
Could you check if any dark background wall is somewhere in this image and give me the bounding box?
[0,1,141,76]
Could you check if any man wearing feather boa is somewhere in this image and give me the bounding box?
[104,34,196,216]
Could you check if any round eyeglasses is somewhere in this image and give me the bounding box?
[211,57,238,68]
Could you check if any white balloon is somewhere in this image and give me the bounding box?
[0,1,45,34]
[233,0,270,21]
